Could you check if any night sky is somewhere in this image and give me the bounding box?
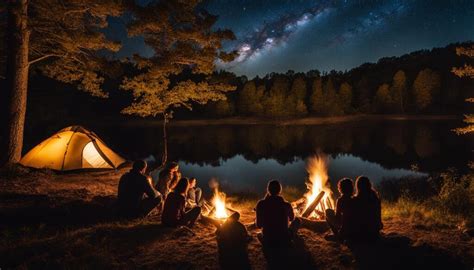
[109,0,474,78]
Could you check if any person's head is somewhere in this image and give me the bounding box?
[228,212,240,223]
[132,160,147,174]
[267,180,282,196]
[355,176,374,196]
[167,162,179,173]
[174,177,189,195]
[338,178,354,196]
[189,177,197,188]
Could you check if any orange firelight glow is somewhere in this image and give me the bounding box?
[302,154,335,218]
[212,188,229,219]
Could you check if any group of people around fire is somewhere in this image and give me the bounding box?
[117,159,383,247]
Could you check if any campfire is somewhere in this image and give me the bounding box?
[208,178,231,221]
[294,154,335,219]
[212,188,230,219]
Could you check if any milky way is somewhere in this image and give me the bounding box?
[207,0,474,77]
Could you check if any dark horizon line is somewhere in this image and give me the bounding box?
[219,40,474,80]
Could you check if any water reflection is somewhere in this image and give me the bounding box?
[23,119,472,194]
[179,154,427,196]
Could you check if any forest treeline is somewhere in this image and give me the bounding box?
[200,42,473,118]
[20,42,474,124]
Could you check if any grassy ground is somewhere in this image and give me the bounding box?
[0,165,473,269]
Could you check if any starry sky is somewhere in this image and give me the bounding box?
[108,0,474,78]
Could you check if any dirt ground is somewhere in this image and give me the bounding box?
[0,167,472,269]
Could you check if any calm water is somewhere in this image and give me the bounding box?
[25,118,473,196]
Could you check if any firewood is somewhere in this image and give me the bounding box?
[302,191,325,218]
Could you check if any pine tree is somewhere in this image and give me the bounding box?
[374,83,392,113]
[238,81,258,115]
[310,77,324,114]
[264,75,289,117]
[390,70,407,113]
[339,82,353,114]
[413,68,441,111]
[290,76,308,116]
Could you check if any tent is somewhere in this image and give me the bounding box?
[20,126,126,171]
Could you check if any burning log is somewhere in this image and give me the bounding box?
[302,190,325,218]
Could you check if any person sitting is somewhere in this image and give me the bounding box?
[256,180,300,247]
[156,162,181,199]
[325,178,356,240]
[186,177,203,207]
[117,160,162,219]
[161,177,201,228]
[216,212,251,269]
[353,176,383,241]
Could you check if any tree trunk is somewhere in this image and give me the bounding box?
[160,111,169,169]
[1,0,30,166]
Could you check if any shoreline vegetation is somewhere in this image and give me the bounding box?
[111,114,460,127]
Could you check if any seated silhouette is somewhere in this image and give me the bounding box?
[353,176,383,241]
[117,160,162,219]
[216,212,251,269]
[256,180,300,247]
[161,177,201,228]
[326,177,357,240]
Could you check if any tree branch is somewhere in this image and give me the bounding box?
[28,54,63,66]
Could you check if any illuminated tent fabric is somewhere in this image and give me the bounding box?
[20,126,126,171]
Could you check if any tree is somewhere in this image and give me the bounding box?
[263,75,289,117]
[323,77,341,115]
[390,70,407,113]
[374,83,392,113]
[355,76,372,113]
[209,99,235,117]
[452,45,474,134]
[338,82,353,114]
[120,1,237,167]
[413,68,441,111]
[289,76,307,116]
[238,80,260,115]
[0,0,123,165]
[310,77,324,114]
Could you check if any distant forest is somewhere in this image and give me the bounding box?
[24,42,473,124]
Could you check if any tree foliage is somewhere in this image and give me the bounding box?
[390,70,407,113]
[289,76,307,116]
[120,0,237,117]
[452,45,474,134]
[374,83,392,113]
[413,68,440,111]
[310,77,324,114]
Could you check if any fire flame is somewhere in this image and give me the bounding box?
[212,188,229,219]
[303,154,334,218]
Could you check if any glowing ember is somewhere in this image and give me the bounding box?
[213,189,229,219]
[301,154,335,218]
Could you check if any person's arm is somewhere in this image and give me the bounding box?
[335,198,343,219]
[169,172,180,190]
[255,201,264,228]
[287,203,295,222]
[143,177,159,198]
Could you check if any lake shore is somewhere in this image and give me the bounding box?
[0,166,472,269]
[114,114,460,127]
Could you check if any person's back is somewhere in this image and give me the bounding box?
[118,160,160,218]
[118,170,148,212]
[161,191,185,226]
[256,180,297,245]
[353,176,383,241]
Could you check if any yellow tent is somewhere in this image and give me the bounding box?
[20,126,126,171]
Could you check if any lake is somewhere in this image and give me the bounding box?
[24,118,473,196]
